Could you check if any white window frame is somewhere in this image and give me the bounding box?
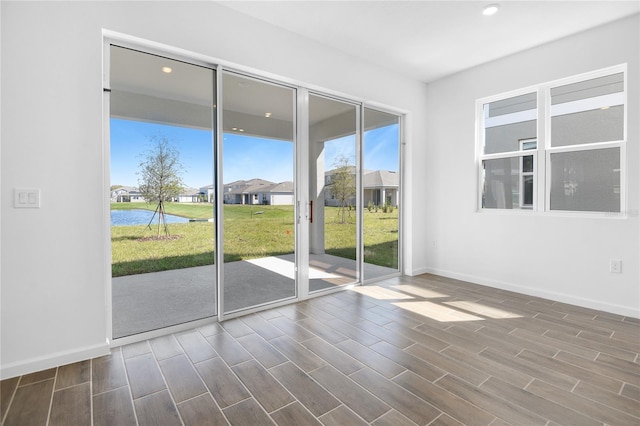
[476,87,539,211]
[544,65,626,215]
[477,64,627,216]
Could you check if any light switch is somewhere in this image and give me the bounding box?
[14,188,40,208]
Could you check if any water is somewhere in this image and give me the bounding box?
[111,209,190,226]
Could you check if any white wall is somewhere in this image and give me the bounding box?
[422,15,640,317]
[0,1,428,378]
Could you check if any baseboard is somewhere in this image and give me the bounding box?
[1,341,110,380]
[408,266,431,277]
[417,267,640,319]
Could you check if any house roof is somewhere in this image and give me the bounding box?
[223,179,295,195]
[178,188,201,196]
[225,178,276,195]
[363,170,398,188]
[111,186,140,194]
[324,168,398,188]
[265,181,294,193]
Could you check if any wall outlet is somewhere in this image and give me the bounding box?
[610,259,622,274]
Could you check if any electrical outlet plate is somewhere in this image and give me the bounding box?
[610,259,622,274]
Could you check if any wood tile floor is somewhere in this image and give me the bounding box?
[2,274,639,425]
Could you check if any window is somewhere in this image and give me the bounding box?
[547,72,624,212]
[477,65,626,214]
[480,92,537,209]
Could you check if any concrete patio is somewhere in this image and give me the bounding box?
[112,254,397,339]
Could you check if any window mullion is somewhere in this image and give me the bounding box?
[540,85,550,212]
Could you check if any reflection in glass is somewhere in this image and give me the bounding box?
[482,157,522,209]
[484,93,537,155]
[551,73,624,147]
[550,148,620,212]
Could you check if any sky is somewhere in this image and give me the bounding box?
[110,118,399,189]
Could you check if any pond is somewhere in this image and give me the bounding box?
[111,209,190,226]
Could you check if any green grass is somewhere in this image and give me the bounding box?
[111,202,398,276]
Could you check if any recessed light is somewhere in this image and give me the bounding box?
[265,112,272,118]
[482,4,500,16]
[162,66,173,74]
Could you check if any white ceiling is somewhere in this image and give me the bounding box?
[218,1,639,83]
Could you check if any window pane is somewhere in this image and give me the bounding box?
[309,94,358,292]
[522,155,534,173]
[363,108,400,279]
[551,73,624,147]
[551,73,623,104]
[484,93,537,154]
[523,175,534,206]
[482,157,524,209]
[222,72,296,313]
[109,46,216,338]
[550,148,620,212]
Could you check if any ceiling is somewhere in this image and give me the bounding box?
[218,1,639,83]
[110,46,385,140]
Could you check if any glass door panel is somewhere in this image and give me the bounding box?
[222,73,296,313]
[308,94,359,292]
[363,108,401,279]
[109,46,216,338]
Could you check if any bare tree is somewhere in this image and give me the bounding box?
[138,135,184,237]
[329,154,356,224]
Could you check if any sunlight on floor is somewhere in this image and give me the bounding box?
[353,283,523,322]
[246,256,340,280]
[351,285,414,300]
[393,301,485,322]
[444,300,522,319]
[389,284,449,299]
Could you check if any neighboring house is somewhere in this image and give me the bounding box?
[111,186,204,203]
[324,166,356,207]
[223,178,294,205]
[363,170,399,207]
[264,181,294,205]
[110,186,146,203]
[199,184,215,203]
[175,188,202,203]
[323,168,399,207]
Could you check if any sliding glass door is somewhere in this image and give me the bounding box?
[308,94,360,292]
[109,46,216,338]
[363,108,401,279]
[221,72,297,313]
[108,44,402,336]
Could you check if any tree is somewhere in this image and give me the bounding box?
[329,154,356,224]
[138,135,185,237]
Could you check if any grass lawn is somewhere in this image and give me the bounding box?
[111,202,398,276]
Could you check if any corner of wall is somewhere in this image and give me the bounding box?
[1,341,110,380]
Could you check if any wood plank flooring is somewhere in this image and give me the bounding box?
[2,274,639,425]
